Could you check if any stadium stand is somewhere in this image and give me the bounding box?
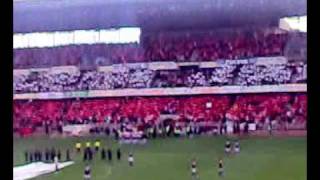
[14,30,291,68]
[13,61,306,94]
[13,94,306,135]
[13,29,307,136]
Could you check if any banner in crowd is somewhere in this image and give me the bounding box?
[159,114,180,121]
[14,56,289,75]
[63,124,93,136]
[50,66,79,74]
[14,84,306,100]
[255,56,287,65]
[148,62,178,70]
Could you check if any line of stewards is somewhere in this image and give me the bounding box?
[101,148,122,161]
[24,148,71,164]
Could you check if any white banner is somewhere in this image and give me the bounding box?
[14,84,307,100]
[63,124,93,136]
[14,162,74,180]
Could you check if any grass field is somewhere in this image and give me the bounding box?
[14,135,306,180]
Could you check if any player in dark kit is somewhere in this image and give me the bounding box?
[84,164,91,180]
[218,159,224,177]
[191,158,199,180]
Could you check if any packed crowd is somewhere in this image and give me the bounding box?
[13,93,307,135]
[14,30,290,69]
[143,31,288,61]
[14,62,307,93]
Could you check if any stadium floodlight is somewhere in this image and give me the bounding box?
[279,15,306,32]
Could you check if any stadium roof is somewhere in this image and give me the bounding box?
[14,0,306,33]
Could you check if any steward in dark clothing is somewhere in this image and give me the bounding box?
[101,148,106,160]
[107,149,112,162]
[25,151,28,163]
[29,152,33,162]
[57,150,61,161]
[39,150,43,161]
[88,148,93,161]
[51,148,56,162]
[34,151,38,162]
[83,148,88,161]
[45,148,50,162]
[117,148,121,161]
[66,149,71,161]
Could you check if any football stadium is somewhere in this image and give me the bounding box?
[13,0,306,180]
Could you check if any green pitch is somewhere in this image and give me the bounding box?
[14,136,306,180]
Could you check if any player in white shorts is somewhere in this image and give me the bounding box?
[233,140,240,153]
[128,153,134,166]
[191,158,199,180]
[225,140,231,154]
